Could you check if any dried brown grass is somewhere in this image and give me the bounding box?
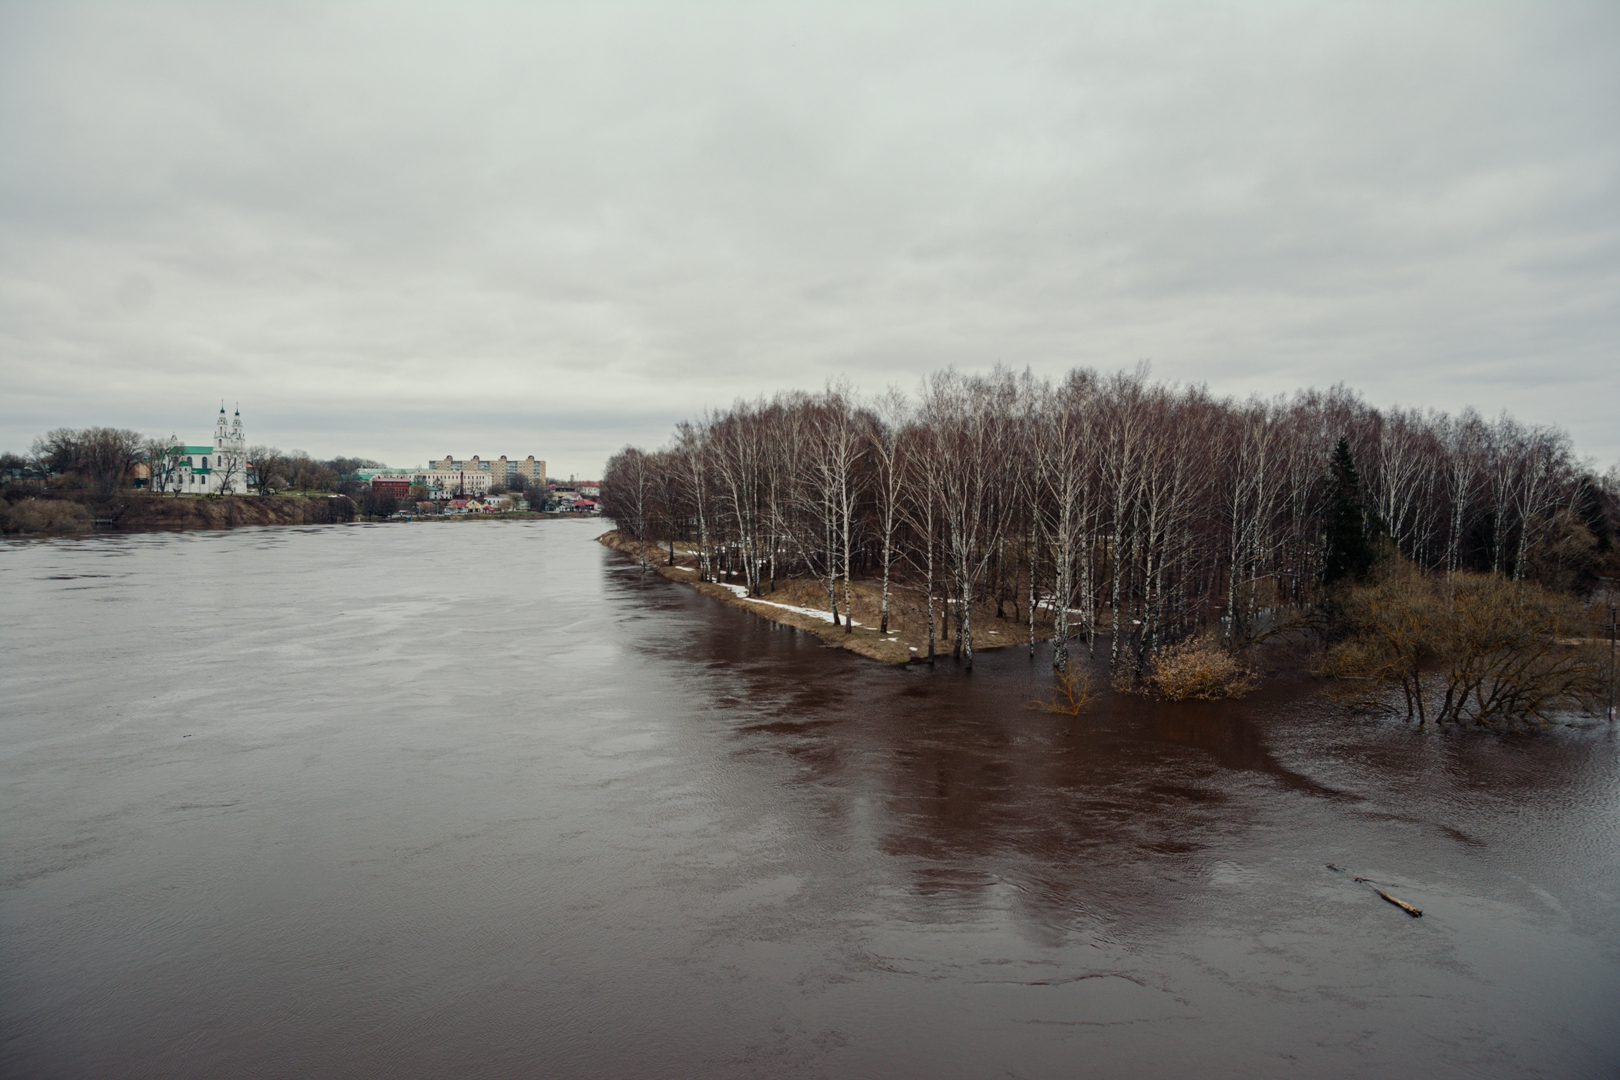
[0,498,92,533]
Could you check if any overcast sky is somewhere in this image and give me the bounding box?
[2,2,1616,478]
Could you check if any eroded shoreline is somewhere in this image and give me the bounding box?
[599,529,998,665]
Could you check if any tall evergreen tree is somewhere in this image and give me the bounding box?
[1323,436,1374,585]
[1574,475,1612,553]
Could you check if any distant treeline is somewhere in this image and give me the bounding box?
[602,367,1619,678]
[1,428,381,497]
[1,428,557,527]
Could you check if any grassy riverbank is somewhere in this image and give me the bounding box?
[1,491,360,533]
[598,529,1051,665]
[0,491,586,535]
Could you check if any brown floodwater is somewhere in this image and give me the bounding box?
[2,519,1617,1078]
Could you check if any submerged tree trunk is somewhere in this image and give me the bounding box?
[1028,522,1038,658]
[926,528,937,666]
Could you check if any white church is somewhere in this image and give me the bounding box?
[167,406,249,495]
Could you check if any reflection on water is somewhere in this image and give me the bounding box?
[2,521,1617,1078]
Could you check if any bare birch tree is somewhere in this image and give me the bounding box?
[599,363,1600,674]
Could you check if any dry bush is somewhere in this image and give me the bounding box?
[1,498,92,533]
[1029,668,1095,715]
[1147,634,1259,700]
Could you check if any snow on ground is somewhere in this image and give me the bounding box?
[715,581,863,627]
[1032,596,1088,616]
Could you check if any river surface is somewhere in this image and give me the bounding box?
[2,520,1617,1079]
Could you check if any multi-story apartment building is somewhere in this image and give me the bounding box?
[362,467,492,497]
[429,455,546,487]
[364,454,544,501]
[419,469,492,496]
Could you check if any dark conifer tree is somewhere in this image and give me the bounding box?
[1574,475,1612,553]
[1323,436,1373,585]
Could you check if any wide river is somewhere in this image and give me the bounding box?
[2,520,1617,1078]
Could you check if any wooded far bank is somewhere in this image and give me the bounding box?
[601,366,1619,724]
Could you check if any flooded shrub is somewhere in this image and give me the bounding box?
[1326,561,1604,726]
[1147,634,1259,700]
[1029,668,1094,715]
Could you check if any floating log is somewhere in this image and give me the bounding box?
[1329,866,1423,917]
[1374,889,1423,917]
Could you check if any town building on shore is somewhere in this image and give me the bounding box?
[361,468,491,498]
[369,476,414,499]
[362,454,545,501]
[551,482,601,511]
[429,455,546,487]
[160,407,249,495]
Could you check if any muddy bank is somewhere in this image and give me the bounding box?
[1,493,358,534]
[118,494,359,530]
[600,529,975,664]
[598,530,1312,693]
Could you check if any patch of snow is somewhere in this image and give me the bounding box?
[714,582,863,626]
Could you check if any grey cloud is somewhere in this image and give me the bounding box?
[2,2,1616,477]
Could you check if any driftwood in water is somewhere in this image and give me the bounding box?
[1326,864,1424,917]
[1370,889,1422,917]
[1352,875,1423,917]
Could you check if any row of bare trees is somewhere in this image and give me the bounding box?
[14,428,153,499]
[241,449,381,496]
[602,366,1615,676]
[5,429,383,499]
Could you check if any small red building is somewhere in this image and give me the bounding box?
[371,477,413,498]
